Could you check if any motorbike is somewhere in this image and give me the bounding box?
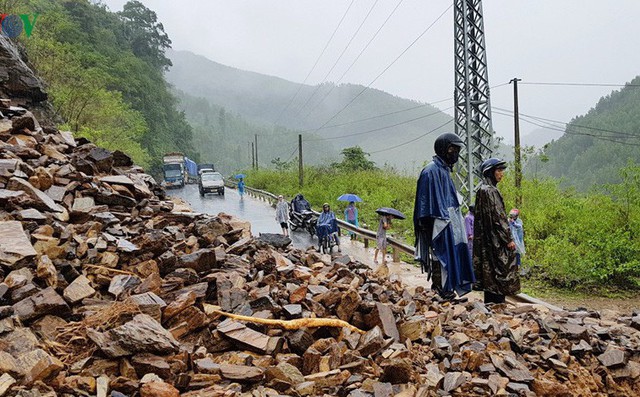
[289,207,317,237]
[316,219,340,254]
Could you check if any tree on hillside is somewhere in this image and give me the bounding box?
[332,146,376,171]
[118,1,172,71]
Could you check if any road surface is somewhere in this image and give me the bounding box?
[168,184,318,249]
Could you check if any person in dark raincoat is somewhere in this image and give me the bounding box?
[414,133,475,300]
[473,158,519,304]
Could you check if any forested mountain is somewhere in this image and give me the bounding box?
[166,50,454,173]
[11,0,196,171]
[174,91,338,174]
[536,76,640,188]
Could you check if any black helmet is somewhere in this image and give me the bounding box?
[481,158,507,176]
[434,133,464,158]
[434,133,464,166]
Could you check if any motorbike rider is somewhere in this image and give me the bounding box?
[317,203,341,252]
[289,194,314,231]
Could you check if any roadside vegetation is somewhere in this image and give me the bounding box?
[9,0,197,170]
[245,148,640,294]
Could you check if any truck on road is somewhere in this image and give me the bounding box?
[162,152,186,188]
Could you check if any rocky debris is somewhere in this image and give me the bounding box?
[0,102,639,397]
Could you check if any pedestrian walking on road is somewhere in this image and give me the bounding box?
[473,158,519,304]
[374,214,391,265]
[237,178,245,199]
[414,133,475,301]
[275,195,289,237]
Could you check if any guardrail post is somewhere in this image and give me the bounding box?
[392,247,399,263]
[364,238,369,248]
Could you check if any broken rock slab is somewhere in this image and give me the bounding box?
[0,221,37,267]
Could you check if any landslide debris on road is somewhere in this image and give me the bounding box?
[1,100,640,397]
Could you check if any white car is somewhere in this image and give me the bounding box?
[199,172,225,196]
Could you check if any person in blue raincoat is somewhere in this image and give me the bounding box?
[413,132,475,300]
[318,203,341,252]
[237,177,245,198]
[344,201,359,240]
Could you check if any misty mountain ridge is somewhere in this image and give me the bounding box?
[166,49,454,174]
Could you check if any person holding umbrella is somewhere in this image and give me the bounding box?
[373,207,405,265]
[413,132,475,301]
[338,194,362,241]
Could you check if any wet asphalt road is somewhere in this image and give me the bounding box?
[168,184,318,250]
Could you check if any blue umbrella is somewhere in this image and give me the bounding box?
[234,174,246,179]
[376,207,406,220]
[337,193,363,202]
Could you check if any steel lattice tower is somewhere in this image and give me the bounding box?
[453,0,494,204]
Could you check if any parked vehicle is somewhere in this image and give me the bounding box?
[162,152,185,188]
[198,163,215,174]
[289,194,316,236]
[184,157,198,184]
[199,171,225,196]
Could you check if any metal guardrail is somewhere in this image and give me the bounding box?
[224,181,560,311]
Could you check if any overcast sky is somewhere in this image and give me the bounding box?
[103,0,640,143]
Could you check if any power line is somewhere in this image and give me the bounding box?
[493,106,639,139]
[519,81,640,88]
[298,0,405,124]
[291,0,381,119]
[492,109,640,147]
[369,119,454,154]
[307,106,453,141]
[271,0,356,127]
[307,3,454,136]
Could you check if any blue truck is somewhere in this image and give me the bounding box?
[162,153,198,188]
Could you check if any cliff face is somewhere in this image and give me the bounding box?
[0,36,56,124]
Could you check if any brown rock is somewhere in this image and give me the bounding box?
[15,348,64,384]
[131,353,172,379]
[0,221,37,267]
[358,326,386,357]
[336,288,362,321]
[62,275,96,304]
[0,373,17,396]
[12,286,70,323]
[7,177,66,214]
[219,363,264,382]
[162,291,196,321]
[598,348,626,368]
[139,381,179,397]
[178,248,216,272]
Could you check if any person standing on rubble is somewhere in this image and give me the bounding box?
[413,132,475,301]
[473,158,519,304]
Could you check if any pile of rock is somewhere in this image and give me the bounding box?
[1,103,639,397]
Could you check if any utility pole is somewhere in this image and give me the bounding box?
[248,142,251,166]
[251,142,255,170]
[254,134,259,170]
[510,77,522,207]
[298,134,303,187]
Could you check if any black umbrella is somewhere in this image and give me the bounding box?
[375,207,406,220]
